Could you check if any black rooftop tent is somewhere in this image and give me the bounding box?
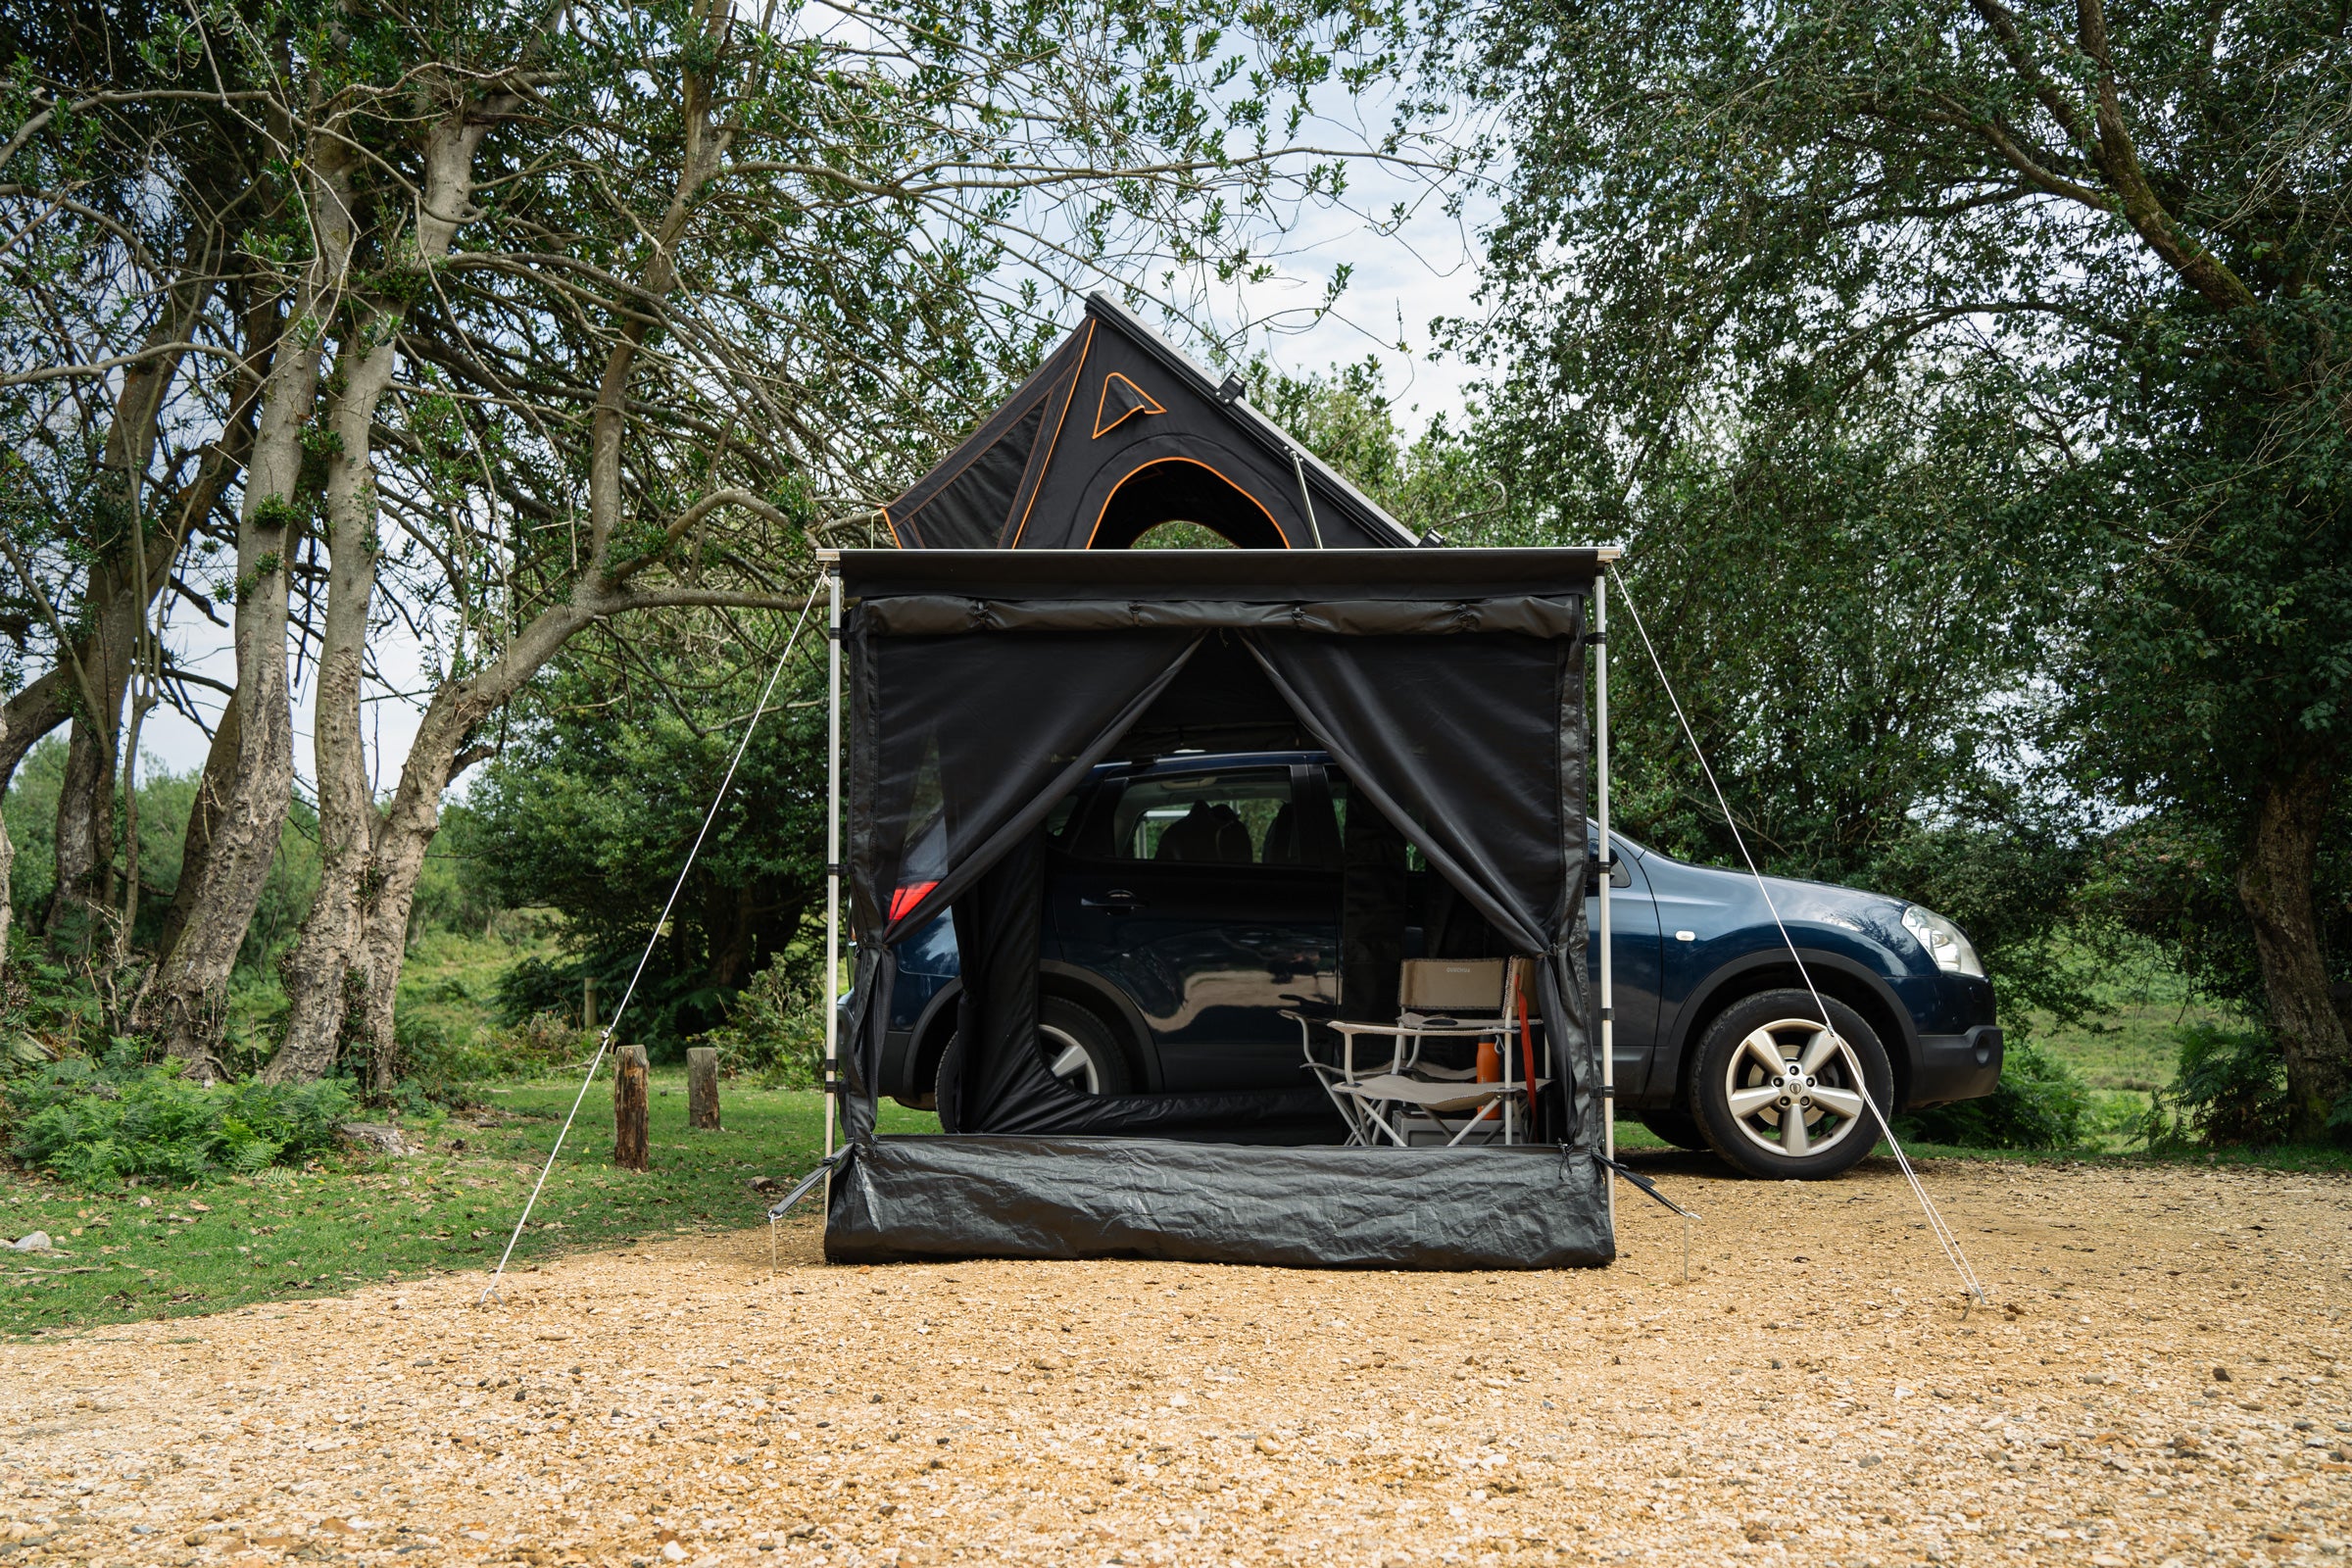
[879,295,1421,552]
[813,549,1618,1270]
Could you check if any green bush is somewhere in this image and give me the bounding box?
[700,962,824,1089]
[2141,1021,2291,1149]
[4,1056,353,1187]
[1897,1034,2094,1150]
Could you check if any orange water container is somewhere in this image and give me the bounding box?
[1476,1035,1503,1083]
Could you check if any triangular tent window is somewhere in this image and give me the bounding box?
[1092,372,1165,439]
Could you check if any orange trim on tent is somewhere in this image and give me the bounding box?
[1084,456,1291,550]
[1007,319,1096,549]
[1090,371,1166,440]
[878,504,904,548]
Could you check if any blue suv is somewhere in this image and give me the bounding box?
[872,751,2002,1178]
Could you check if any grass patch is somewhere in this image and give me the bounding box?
[1,1072,935,1338]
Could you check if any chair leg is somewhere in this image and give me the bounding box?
[1360,1100,1410,1146]
[1445,1100,1503,1148]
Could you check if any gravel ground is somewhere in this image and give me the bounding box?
[3,1153,2349,1568]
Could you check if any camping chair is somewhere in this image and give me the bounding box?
[1288,958,1549,1147]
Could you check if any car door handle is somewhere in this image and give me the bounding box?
[1081,891,1146,910]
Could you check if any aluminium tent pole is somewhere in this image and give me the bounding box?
[1595,567,1615,1224]
[822,563,843,1182]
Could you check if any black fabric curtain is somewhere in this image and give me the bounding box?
[848,625,1200,941]
[1243,626,1592,1145]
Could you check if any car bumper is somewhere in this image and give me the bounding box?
[1908,1024,2003,1108]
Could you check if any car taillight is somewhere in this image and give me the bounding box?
[889,881,939,921]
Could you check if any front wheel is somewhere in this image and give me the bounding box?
[935,996,1132,1133]
[1689,989,1893,1180]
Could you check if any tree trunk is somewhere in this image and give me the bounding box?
[267,106,493,1085]
[0,671,69,786]
[44,714,119,938]
[687,1047,721,1131]
[264,331,395,1084]
[141,133,354,1074]
[154,695,240,972]
[2235,759,2350,1143]
[613,1044,650,1171]
[43,246,218,944]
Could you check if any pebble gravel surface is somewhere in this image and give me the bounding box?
[2,1156,2348,1568]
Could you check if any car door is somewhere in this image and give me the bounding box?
[1585,830,1665,1102]
[1049,761,1339,1091]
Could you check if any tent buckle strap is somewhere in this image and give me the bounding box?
[1585,631,1607,646]
[826,861,846,878]
[1599,1085,1615,1098]
[1594,1152,1698,1219]
[765,1148,854,1221]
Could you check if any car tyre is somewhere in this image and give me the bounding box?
[935,996,1132,1134]
[1690,988,1893,1180]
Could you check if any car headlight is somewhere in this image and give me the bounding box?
[1901,906,1984,978]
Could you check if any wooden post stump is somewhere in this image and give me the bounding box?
[686,1047,722,1131]
[613,1044,650,1170]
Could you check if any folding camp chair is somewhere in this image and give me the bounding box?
[1289,958,1548,1147]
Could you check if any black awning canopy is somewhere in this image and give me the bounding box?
[822,547,1616,1270]
[880,297,1422,552]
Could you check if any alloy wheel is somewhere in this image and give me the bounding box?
[1040,1022,1103,1094]
[1721,1018,1871,1159]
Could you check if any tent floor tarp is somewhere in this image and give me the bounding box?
[826,1136,1616,1269]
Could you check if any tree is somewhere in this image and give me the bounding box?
[1444,0,2352,1135]
[0,0,1424,1081]
[0,8,262,978]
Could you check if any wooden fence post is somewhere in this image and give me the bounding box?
[686,1047,722,1131]
[613,1044,650,1171]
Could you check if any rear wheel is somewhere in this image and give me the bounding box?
[1690,989,1893,1180]
[934,996,1132,1133]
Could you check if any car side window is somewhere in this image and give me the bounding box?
[1327,771,1427,872]
[1102,767,1298,865]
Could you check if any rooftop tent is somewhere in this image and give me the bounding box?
[879,295,1421,552]
[820,549,1615,1270]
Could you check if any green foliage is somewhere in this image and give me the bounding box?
[1441,0,2352,1118]
[4,1055,353,1188]
[1243,358,1495,539]
[2141,1023,2293,1151]
[1,924,102,1065]
[392,1004,591,1102]
[1898,1036,2094,1152]
[699,959,826,1089]
[464,637,828,1051]
[2,738,320,971]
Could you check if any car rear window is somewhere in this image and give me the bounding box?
[1099,766,1299,865]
